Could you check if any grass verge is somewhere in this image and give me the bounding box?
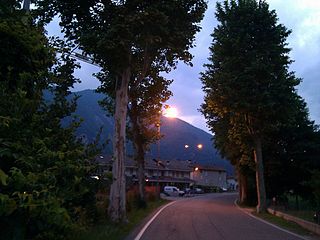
[253,212,315,237]
[72,199,168,240]
[285,210,315,223]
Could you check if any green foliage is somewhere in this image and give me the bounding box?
[202,0,298,138]
[35,0,207,73]
[0,3,101,239]
[35,0,207,221]
[202,0,320,205]
[306,170,320,208]
[263,96,320,198]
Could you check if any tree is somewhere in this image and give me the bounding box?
[201,0,300,212]
[201,107,255,204]
[97,67,173,204]
[0,3,99,238]
[263,94,320,199]
[128,72,172,203]
[36,0,207,222]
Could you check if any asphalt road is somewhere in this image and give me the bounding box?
[136,193,310,240]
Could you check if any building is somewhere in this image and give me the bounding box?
[97,155,227,190]
[190,164,227,189]
[126,158,194,190]
[97,156,194,190]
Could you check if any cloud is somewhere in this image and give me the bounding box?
[265,0,320,125]
[168,0,320,133]
[298,62,320,124]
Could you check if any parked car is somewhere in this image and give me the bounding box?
[184,188,191,194]
[220,187,228,192]
[163,186,185,197]
[195,188,204,194]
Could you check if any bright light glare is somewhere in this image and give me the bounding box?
[197,144,203,149]
[163,107,178,118]
[184,144,189,149]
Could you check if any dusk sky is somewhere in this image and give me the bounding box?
[49,0,320,134]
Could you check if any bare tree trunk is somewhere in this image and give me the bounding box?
[133,121,146,202]
[130,100,146,203]
[108,67,130,223]
[137,154,145,202]
[238,171,248,204]
[253,136,267,213]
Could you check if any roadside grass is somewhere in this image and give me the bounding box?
[284,210,315,223]
[236,200,318,238]
[73,199,168,240]
[253,212,315,237]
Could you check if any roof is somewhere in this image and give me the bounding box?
[96,155,226,172]
[191,163,226,172]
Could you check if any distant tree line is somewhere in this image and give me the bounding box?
[201,0,320,212]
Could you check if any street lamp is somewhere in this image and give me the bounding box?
[156,105,178,160]
[163,106,178,118]
[155,105,177,197]
[184,144,203,160]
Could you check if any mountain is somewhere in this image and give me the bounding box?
[69,89,234,174]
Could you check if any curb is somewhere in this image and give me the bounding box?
[268,208,320,236]
[234,200,308,240]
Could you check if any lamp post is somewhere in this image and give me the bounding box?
[184,143,203,162]
[156,105,178,160]
[155,105,177,196]
[184,144,203,191]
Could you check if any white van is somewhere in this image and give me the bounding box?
[163,186,185,197]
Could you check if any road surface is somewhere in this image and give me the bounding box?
[135,193,314,240]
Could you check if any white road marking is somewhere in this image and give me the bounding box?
[234,199,309,240]
[134,201,177,240]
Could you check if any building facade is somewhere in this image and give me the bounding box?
[97,155,227,190]
[190,165,227,189]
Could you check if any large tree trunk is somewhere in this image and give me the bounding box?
[253,136,267,213]
[108,67,130,223]
[136,149,145,202]
[238,170,248,204]
[130,99,146,203]
[132,118,146,202]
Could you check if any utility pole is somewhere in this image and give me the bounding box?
[23,0,31,11]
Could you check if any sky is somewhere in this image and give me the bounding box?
[49,0,320,134]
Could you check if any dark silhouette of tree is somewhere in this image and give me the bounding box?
[201,0,300,213]
[35,0,207,222]
[0,2,99,238]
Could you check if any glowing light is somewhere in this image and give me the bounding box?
[197,144,203,150]
[163,107,178,118]
[184,144,189,149]
[195,167,199,171]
